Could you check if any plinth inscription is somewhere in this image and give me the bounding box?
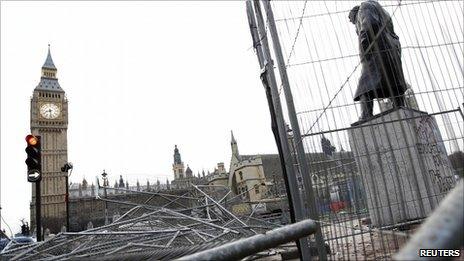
[415,116,454,193]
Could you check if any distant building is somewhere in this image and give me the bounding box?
[228,131,277,203]
[228,131,365,215]
[206,162,228,187]
[69,178,95,198]
[69,175,171,199]
[171,145,208,188]
[68,187,192,231]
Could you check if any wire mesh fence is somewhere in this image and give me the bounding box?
[304,109,462,260]
[249,0,463,259]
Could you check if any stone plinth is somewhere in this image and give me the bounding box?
[348,107,456,227]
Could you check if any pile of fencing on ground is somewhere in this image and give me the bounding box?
[1,185,282,260]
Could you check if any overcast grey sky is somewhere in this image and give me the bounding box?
[1,1,280,234]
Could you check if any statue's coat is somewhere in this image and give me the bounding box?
[354,1,407,101]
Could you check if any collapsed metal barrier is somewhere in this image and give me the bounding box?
[177,218,317,261]
[394,179,464,260]
[1,185,283,260]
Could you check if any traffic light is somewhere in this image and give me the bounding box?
[25,134,41,182]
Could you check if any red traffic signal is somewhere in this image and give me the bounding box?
[26,135,39,146]
[25,135,41,182]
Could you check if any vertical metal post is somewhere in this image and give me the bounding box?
[261,1,327,259]
[65,174,69,231]
[102,170,109,225]
[36,181,42,241]
[248,1,312,259]
[36,135,43,242]
[247,0,293,224]
[62,162,73,232]
[104,185,108,225]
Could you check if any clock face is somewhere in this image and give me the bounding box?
[40,103,60,119]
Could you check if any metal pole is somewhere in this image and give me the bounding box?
[101,170,109,225]
[246,0,294,223]
[65,174,69,231]
[104,185,108,225]
[394,180,464,260]
[248,1,311,259]
[261,1,327,259]
[247,0,293,220]
[177,218,317,261]
[36,181,42,241]
[64,165,73,232]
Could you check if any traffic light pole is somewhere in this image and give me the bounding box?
[36,181,42,241]
[25,134,42,241]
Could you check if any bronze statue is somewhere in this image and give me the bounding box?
[349,1,407,120]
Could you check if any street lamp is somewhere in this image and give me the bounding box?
[101,170,109,225]
[61,162,73,232]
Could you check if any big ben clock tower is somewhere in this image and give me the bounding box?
[30,46,69,233]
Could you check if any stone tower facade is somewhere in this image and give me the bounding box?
[30,47,69,233]
[172,145,185,179]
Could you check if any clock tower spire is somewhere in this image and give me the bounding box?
[36,45,63,92]
[30,45,69,234]
[42,44,56,74]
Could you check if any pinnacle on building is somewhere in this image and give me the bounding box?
[36,45,63,92]
[185,165,193,178]
[230,130,241,170]
[172,145,185,179]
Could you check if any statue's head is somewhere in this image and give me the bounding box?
[349,5,360,24]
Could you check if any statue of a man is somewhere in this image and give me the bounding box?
[349,1,407,120]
